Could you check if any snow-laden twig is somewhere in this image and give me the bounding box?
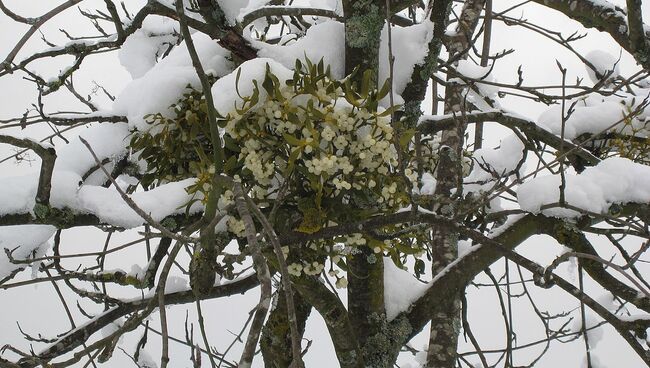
[239,6,342,30]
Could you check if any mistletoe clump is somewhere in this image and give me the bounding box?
[220,60,412,233]
[129,87,217,198]
[130,60,434,280]
[602,105,650,165]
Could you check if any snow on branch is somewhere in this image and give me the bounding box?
[418,110,600,165]
[518,157,650,217]
[531,0,650,68]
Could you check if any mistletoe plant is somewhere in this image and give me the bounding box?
[130,60,439,281]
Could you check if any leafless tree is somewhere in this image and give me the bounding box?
[1,1,650,367]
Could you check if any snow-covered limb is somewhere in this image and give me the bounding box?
[518,157,650,218]
[530,0,650,69]
[3,0,650,366]
[80,137,196,244]
[0,120,208,231]
[239,6,342,29]
[114,31,233,132]
[384,258,428,321]
[418,110,600,166]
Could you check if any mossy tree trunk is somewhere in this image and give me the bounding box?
[341,1,393,366]
[425,1,486,367]
[260,286,312,367]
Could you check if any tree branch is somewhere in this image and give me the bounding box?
[1,0,83,71]
[0,135,56,206]
[13,274,259,367]
[531,0,650,69]
[418,110,601,166]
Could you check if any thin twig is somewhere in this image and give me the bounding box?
[79,137,194,244]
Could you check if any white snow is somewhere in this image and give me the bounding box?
[137,349,158,368]
[251,15,435,104]
[465,134,525,191]
[537,97,626,140]
[0,175,38,216]
[0,172,200,228]
[113,32,233,131]
[0,225,55,280]
[217,0,266,25]
[255,21,345,79]
[238,0,342,28]
[384,257,429,320]
[419,172,437,195]
[585,50,620,84]
[78,178,201,228]
[378,20,435,106]
[399,345,427,368]
[153,0,204,22]
[517,157,650,217]
[289,0,342,13]
[455,59,499,97]
[0,123,201,229]
[118,16,180,79]
[236,0,273,23]
[129,263,146,280]
[1,121,200,228]
[488,214,525,238]
[119,33,174,79]
[56,123,130,175]
[462,133,525,214]
[449,60,501,112]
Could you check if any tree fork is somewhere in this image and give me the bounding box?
[260,286,312,367]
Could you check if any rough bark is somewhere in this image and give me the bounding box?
[341,1,391,365]
[425,1,486,366]
[260,287,312,368]
[292,276,364,368]
[400,0,453,127]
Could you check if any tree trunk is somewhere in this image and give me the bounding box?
[425,1,486,367]
[342,1,391,365]
[261,287,312,367]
